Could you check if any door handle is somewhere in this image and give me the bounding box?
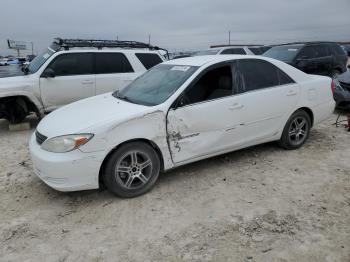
[286,90,297,96]
[229,103,244,110]
[82,80,94,85]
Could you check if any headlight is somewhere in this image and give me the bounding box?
[41,134,94,153]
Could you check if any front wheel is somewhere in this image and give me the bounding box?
[103,142,161,198]
[279,110,311,150]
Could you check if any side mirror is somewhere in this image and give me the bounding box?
[347,64,350,69]
[21,66,29,74]
[41,68,55,78]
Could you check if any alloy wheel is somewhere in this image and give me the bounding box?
[288,116,308,146]
[114,151,153,190]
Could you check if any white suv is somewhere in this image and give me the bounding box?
[0,38,167,123]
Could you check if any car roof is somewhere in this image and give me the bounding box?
[165,55,258,67]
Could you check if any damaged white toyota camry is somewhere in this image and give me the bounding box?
[30,55,335,197]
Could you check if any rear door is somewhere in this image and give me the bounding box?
[95,52,137,95]
[313,45,332,75]
[39,53,95,111]
[234,59,300,142]
[295,46,317,74]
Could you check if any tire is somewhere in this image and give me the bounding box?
[103,142,161,198]
[279,110,311,150]
[2,98,27,124]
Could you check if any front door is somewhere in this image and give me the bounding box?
[40,53,95,111]
[167,64,246,163]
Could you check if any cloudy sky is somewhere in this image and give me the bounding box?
[0,0,349,55]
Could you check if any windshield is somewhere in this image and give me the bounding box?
[193,49,220,56]
[114,64,198,106]
[28,48,55,73]
[263,45,302,63]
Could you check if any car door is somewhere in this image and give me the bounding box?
[95,53,138,95]
[167,63,247,163]
[234,59,300,143]
[295,46,317,74]
[39,53,95,111]
[313,45,332,75]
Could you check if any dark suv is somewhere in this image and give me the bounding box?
[263,42,348,77]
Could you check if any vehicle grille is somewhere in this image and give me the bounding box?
[36,131,47,145]
[340,81,350,91]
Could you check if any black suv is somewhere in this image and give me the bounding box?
[263,42,348,77]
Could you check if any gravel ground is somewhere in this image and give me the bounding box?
[0,114,349,262]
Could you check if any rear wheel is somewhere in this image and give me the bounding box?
[103,142,161,198]
[279,110,311,150]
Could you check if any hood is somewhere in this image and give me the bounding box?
[36,93,152,138]
[0,65,26,78]
[0,74,36,92]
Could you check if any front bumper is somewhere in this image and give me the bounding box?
[29,133,105,192]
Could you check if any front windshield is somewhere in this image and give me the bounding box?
[263,45,302,63]
[28,48,55,73]
[193,49,220,56]
[114,64,198,106]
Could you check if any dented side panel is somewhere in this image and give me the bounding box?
[167,96,246,163]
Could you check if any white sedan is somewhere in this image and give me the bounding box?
[29,55,335,197]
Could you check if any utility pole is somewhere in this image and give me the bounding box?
[229,31,231,45]
[116,35,119,41]
[148,34,151,45]
[31,42,34,55]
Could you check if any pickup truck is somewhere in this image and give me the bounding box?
[0,38,166,123]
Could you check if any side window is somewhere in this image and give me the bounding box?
[95,53,134,74]
[298,46,315,59]
[332,44,346,55]
[47,53,94,76]
[221,48,246,55]
[278,69,295,85]
[183,65,233,105]
[314,45,330,58]
[135,53,163,70]
[237,59,280,92]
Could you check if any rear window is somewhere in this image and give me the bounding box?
[95,53,134,74]
[248,47,264,55]
[314,45,331,57]
[263,45,302,63]
[221,48,246,55]
[332,44,347,55]
[135,53,163,70]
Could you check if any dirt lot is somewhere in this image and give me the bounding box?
[0,114,349,262]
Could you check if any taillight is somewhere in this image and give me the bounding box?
[331,79,335,94]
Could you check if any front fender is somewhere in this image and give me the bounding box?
[0,91,44,116]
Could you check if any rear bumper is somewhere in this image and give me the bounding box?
[29,133,105,192]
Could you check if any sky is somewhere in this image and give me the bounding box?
[0,0,349,56]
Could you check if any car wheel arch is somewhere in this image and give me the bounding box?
[98,138,165,189]
[0,95,42,120]
[294,107,314,127]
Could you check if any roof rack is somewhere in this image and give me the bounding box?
[52,38,169,58]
